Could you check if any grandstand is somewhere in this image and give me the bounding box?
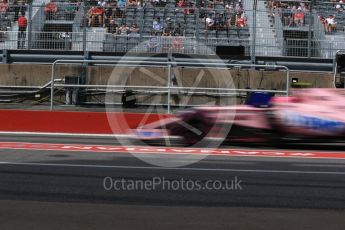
[0,0,342,59]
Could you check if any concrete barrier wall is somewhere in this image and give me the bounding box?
[0,64,83,86]
[0,64,334,89]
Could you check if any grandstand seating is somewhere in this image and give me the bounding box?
[0,0,251,54]
[1,0,345,58]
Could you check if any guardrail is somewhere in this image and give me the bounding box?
[50,59,290,112]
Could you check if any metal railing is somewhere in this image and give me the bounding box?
[50,59,290,112]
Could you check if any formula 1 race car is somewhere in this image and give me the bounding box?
[135,88,345,146]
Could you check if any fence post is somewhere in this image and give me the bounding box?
[251,0,257,64]
[27,2,33,50]
[167,64,172,114]
[307,3,314,58]
[82,2,87,55]
[50,60,57,111]
[82,2,88,85]
[286,67,290,96]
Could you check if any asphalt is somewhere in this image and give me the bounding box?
[0,135,344,229]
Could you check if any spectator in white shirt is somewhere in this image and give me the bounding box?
[206,14,214,29]
[325,15,337,33]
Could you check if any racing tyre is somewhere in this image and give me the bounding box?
[170,118,212,147]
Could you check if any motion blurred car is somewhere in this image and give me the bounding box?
[135,88,345,146]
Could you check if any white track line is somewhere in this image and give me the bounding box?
[0,161,345,175]
[0,131,183,140]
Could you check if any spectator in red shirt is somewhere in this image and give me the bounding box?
[45,2,58,20]
[17,13,27,49]
[294,9,304,27]
[18,12,27,28]
[88,6,105,27]
[235,13,246,28]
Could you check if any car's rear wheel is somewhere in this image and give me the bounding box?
[169,118,212,147]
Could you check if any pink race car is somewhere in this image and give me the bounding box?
[135,88,345,146]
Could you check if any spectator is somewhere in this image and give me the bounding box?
[44,1,57,20]
[0,0,9,17]
[171,24,181,36]
[17,12,27,49]
[214,13,225,30]
[164,17,173,30]
[127,0,137,7]
[267,0,274,15]
[152,17,163,33]
[13,0,20,20]
[283,5,293,27]
[199,7,206,19]
[336,3,343,13]
[129,22,140,35]
[107,19,119,34]
[294,9,304,27]
[88,6,105,27]
[325,15,337,33]
[184,2,195,15]
[205,14,215,30]
[162,28,170,36]
[104,5,114,27]
[225,1,234,12]
[119,23,130,35]
[177,0,187,7]
[65,4,77,21]
[13,0,26,21]
[118,0,126,8]
[226,14,236,29]
[235,0,243,14]
[301,3,309,12]
[161,28,170,52]
[235,12,246,28]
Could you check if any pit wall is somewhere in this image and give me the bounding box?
[0,64,334,89]
[0,110,170,133]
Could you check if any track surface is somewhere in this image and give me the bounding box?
[0,134,345,229]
